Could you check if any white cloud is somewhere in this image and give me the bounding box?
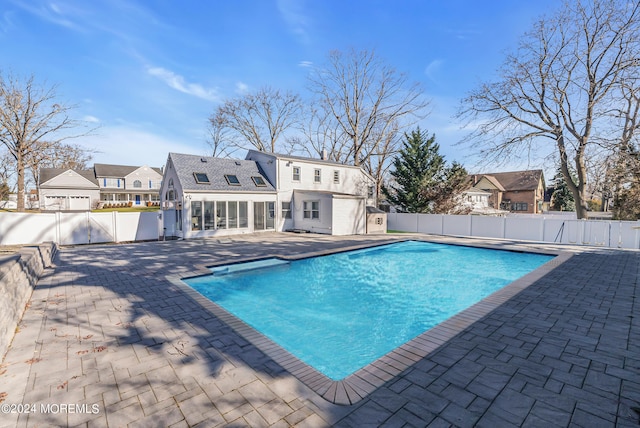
[147,66,219,102]
[235,81,249,94]
[10,0,86,32]
[425,59,444,82]
[83,115,100,123]
[298,60,313,68]
[277,0,310,43]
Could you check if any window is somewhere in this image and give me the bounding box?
[167,189,175,201]
[204,201,215,230]
[133,180,142,188]
[228,201,238,228]
[117,179,121,188]
[251,176,267,187]
[511,202,528,211]
[266,202,275,229]
[292,166,300,181]
[238,201,248,228]
[148,180,152,189]
[303,201,319,219]
[333,170,340,184]
[224,174,240,185]
[281,201,292,219]
[367,185,375,198]
[194,172,210,184]
[314,169,321,183]
[191,201,202,231]
[216,201,227,228]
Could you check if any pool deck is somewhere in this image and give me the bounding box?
[1,233,639,427]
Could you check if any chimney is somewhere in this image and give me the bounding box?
[321,149,328,160]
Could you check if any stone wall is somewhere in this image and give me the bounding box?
[0,242,57,361]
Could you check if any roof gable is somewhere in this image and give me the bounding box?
[124,165,163,179]
[168,153,276,193]
[39,168,99,188]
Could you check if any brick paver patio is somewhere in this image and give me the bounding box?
[0,233,638,427]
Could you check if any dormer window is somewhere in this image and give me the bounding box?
[194,173,210,184]
[224,174,240,185]
[251,176,266,187]
[133,180,142,188]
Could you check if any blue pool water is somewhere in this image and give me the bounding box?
[185,241,553,380]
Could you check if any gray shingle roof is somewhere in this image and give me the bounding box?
[473,170,544,192]
[94,163,162,178]
[39,168,98,187]
[246,149,361,168]
[169,153,276,193]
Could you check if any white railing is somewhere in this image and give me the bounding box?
[0,211,163,246]
[388,213,640,249]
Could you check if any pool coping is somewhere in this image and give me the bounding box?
[166,238,573,405]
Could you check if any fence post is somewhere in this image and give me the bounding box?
[113,211,118,243]
[55,211,61,244]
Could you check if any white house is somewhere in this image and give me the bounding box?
[160,151,377,239]
[39,169,100,211]
[94,164,163,206]
[39,163,163,211]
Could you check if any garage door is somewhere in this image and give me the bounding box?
[69,196,91,210]
[45,196,66,210]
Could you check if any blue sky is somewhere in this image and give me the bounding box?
[2,0,560,171]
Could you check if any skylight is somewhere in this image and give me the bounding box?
[224,174,241,185]
[252,176,267,187]
[194,172,210,184]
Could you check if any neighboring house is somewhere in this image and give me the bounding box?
[39,163,163,211]
[460,186,508,215]
[39,169,100,211]
[94,164,163,206]
[470,170,546,214]
[160,151,378,239]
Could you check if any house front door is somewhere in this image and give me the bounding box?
[135,195,141,205]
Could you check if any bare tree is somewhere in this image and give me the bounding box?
[458,0,640,219]
[308,49,429,168]
[205,110,236,157]
[0,73,92,211]
[26,141,95,188]
[0,149,14,193]
[286,102,351,161]
[215,86,302,153]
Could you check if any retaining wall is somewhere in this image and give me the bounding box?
[0,242,57,361]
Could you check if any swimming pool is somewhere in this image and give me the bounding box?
[184,240,554,381]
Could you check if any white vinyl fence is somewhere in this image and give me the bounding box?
[0,211,163,246]
[388,213,640,250]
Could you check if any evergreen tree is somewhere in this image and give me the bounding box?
[382,128,468,213]
[0,181,8,201]
[551,167,576,211]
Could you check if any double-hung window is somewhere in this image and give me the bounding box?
[303,201,319,220]
[281,201,292,219]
